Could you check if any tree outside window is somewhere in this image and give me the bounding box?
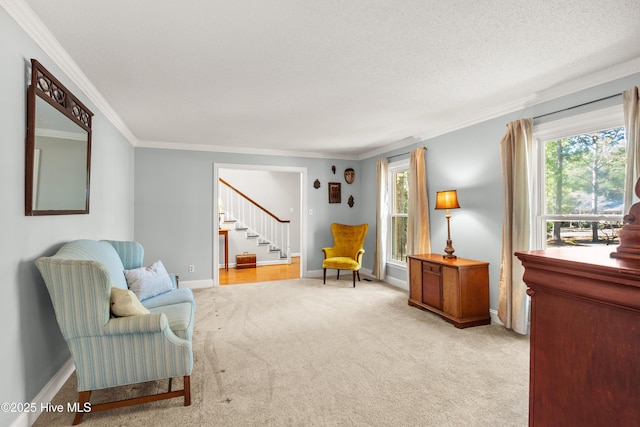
[389,162,409,263]
[543,126,625,246]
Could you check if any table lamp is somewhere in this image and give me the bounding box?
[435,190,460,259]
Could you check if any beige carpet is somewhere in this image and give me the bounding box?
[35,278,529,426]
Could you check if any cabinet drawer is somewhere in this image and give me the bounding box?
[422,263,441,274]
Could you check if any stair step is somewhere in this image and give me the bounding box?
[235,226,248,230]
[246,234,259,239]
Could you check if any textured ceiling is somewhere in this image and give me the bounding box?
[21,0,640,158]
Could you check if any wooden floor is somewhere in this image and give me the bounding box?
[219,256,300,285]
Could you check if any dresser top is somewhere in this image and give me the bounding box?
[516,245,640,275]
[408,253,488,267]
[516,246,640,309]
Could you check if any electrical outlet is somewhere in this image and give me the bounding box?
[188,265,195,273]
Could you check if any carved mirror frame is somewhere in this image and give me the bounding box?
[25,59,93,215]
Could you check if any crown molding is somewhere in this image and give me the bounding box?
[136,140,360,160]
[358,136,420,160]
[530,57,640,107]
[403,58,640,157]
[1,0,138,146]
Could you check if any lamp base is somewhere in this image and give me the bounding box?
[443,239,457,259]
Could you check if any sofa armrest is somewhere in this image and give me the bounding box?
[103,313,168,335]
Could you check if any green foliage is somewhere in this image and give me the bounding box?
[394,170,409,214]
[391,170,409,262]
[545,127,625,215]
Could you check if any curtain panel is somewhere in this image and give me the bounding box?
[407,148,431,256]
[373,157,389,279]
[623,86,640,211]
[498,118,534,335]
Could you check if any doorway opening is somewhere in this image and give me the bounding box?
[213,163,307,286]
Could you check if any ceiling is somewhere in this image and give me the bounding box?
[18,0,640,158]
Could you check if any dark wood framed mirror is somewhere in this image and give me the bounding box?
[26,59,93,216]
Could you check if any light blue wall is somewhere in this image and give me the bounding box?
[134,73,640,310]
[134,148,363,280]
[0,7,135,427]
[362,73,640,310]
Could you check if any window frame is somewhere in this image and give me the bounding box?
[532,105,625,250]
[387,158,410,267]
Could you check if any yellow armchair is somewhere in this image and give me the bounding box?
[322,223,368,287]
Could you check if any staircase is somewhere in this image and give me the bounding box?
[219,178,291,264]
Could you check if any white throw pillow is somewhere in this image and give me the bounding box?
[110,287,150,317]
[124,260,173,301]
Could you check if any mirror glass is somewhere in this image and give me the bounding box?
[32,96,89,211]
[26,59,93,215]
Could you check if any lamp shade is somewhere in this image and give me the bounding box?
[435,190,460,210]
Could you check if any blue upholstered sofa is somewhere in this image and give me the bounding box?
[36,239,195,424]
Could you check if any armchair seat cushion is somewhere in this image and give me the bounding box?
[142,287,194,310]
[149,302,194,341]
[323,257,361,270]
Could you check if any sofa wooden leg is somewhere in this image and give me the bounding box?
[323,268,326,284]
[73,391,91,425]
[184,375,191,406]
[352,271,356,287]
[337,269,340,280]
[357,270,361,281]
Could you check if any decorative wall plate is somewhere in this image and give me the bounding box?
[348,195,355,208]
[313,179,321,189]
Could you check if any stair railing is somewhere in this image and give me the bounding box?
[219,178,291,264]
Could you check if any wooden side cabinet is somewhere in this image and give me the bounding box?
[407,254,490,328]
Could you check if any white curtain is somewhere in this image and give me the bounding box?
[407,148,431,255]
[498,119,534,335]
[623,87,640,212]
[373,157,388,279]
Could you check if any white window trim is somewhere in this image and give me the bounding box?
[387,159,409,267]
[532,105,625,249]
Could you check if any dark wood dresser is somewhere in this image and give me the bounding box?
[516,246,640,426]
[407,254,490,328]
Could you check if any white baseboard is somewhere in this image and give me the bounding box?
[305,269,323,278]
[10,358,75,427]
[380,275,408,291]
[490,309,502,325]
[179,279,215,289]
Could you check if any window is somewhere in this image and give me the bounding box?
[388,160,409,264]
[534,106,626,249]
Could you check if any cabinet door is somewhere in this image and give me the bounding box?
[442,266,460,317]
[408,257,423,302]
[422,262,442,309]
